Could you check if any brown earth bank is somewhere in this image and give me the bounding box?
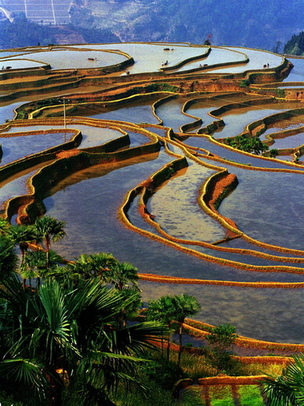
[205,172,240,240]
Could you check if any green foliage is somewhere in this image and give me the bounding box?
[0,235,18,281]
[269,148,279,158]
[180,387,206,405]
[284,31,304,55]
[141,358,184,390]
[261,354,304,406]
[205,348,243,375]
[206,324,237,350]
[0,388,40,406]
[276,88,285,98]
[238,385,265,406]
[146,83,179,93]
[0,275,165,405]
[146,294,200,365]
[114,377,175,406]
[65,252,119,280]
[205,324,243,375]
[240,79,250,87]
[226,134,269,155]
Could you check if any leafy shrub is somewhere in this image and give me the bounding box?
[141,359,185,390]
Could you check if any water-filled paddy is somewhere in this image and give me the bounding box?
[264,131,304,149]
[0,131,71,166]
[0,101,27,123]
[219,169,304,250]
[88,102,160,125]
[211,47,283,73]
[66,43,282,75]
[70,42,211,74]
[0,59,47,70]
[149,162,226,242]
[284,57,304,82]
[1,45,304,345]
[0,162,53,211]
[2,48,128,70]
[211,103,304,139]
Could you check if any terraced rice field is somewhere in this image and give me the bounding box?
[1,42,304,366]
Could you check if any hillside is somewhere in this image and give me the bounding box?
[69,0,304,51]
[0,0,303,51]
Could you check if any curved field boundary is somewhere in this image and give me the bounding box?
[120,172,304,274]
[184,319,304,352]
[197,375,266,385]
[160,47,211,71]
[2,118,161,222]
[133,136,304,263]
[0,129,82,183]
[118,135,304,273]
[163,53,250,76]
[21,89,178,120]
[138,273,304,288]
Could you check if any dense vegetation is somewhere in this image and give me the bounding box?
[1,216,302,405]
[8,215,301,405]
[284,31,304,55]
[0,15,56,49]
[0,217,240,405]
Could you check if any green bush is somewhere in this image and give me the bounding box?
[240,79,250,87]
[142,359,185,390]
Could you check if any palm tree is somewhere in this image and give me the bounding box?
[146,294,200,365]
[0,275,165,406]
[7,224,37,266]
[0,234,18,280]
[64,255,141,326]
[261,354,304,406]
[66,252,118,280]
[146,295,177,361]
[34,216,66,268]
[170,294,201,366]
[20,249,64,288]
[105,261,139,291]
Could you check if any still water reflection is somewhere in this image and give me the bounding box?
[1,48,304,345]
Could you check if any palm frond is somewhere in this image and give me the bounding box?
[77,351,148,395]
[0,358,50,399]
[261,354,304,406]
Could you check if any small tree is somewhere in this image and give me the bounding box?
[7,224,37,267]
[34,216,66,268]
[269,148,279,158]
[205,324,240,374]
[146,296,177,361]
[170,294,200,366]
[146,294,200,365]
